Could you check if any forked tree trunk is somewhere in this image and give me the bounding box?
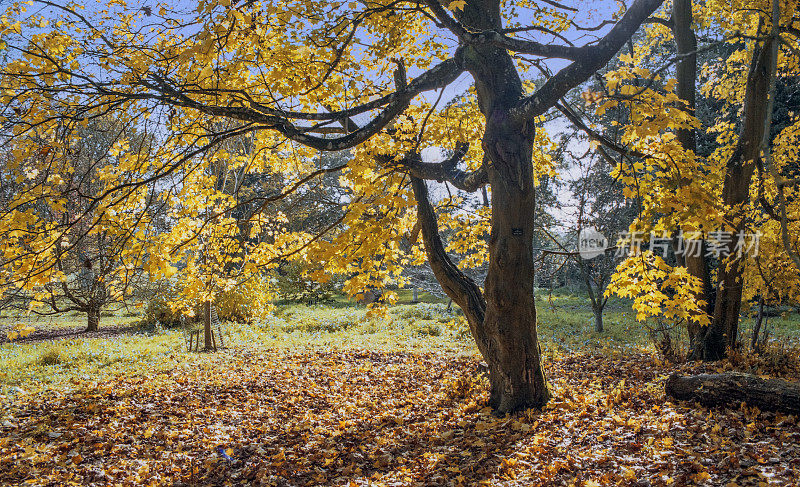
[672,5,781,360]
[580,259,604,333]
[410,21,551,410]
[412,176,548,413]
[86,305,100,332]
[407,0,661,412]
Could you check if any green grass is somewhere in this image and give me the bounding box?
[0,329,185,389]
[2,294,800,394]
[393,288,448,304]
[0,303,471,392]
[536,294,646,353]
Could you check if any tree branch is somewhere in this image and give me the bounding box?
[410,176,487,347]
[555,102,646,159]
[385,142,488,192]
[141,54,465,152]
[513,0,665,121]
[423,0,584,60]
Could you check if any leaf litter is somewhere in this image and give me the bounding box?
[0,348,798,486]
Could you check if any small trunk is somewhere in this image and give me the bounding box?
[580,260,604,334]
[203,301,213,350]
[705,266,745,360]
[86,306,100,332]
[594,307,604,333]
[751,296,765,350]
[685,250,713,359]
[412,288,419,303]
[671,0,715,360]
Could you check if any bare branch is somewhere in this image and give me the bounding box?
[383,142,488,192]
[513,0,665,121]
[422,0,584,60]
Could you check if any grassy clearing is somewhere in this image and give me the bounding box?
[0,302,468,392]
[0,325,184,389]
[1,294,799,394]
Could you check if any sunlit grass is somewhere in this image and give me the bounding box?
[1,294,799,394]
[0,329,184,390]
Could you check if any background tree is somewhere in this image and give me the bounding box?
[572,155,635,333]
[0,117,154,331]
[597,0,800,359]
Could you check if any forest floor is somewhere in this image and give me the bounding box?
[1,296,799,486]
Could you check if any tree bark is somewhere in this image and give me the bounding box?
[671,0,715,359]
[703,33,776,360]
[482,143,550,410]
[594,307,604,333]
[86,305,100,332]
[203,300,213,350]
[411,178,488,349]
[666,373,800,415]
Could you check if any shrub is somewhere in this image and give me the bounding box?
[276,306,365,333]
[141,280,183,327]
[415,323,442,337]
[397,303,453,321]
[275,260,340,303]
[142,276,275,325]
[215,276,274,323]
[36,347,64,366]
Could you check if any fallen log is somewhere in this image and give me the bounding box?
[665,372,800,415]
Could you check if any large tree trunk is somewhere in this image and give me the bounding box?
[482,129,550,410]
[666,373,800,415]
[412,177,548,413]
[435,2,549,413]
[702,33,776,360]
[86,305,100,332]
